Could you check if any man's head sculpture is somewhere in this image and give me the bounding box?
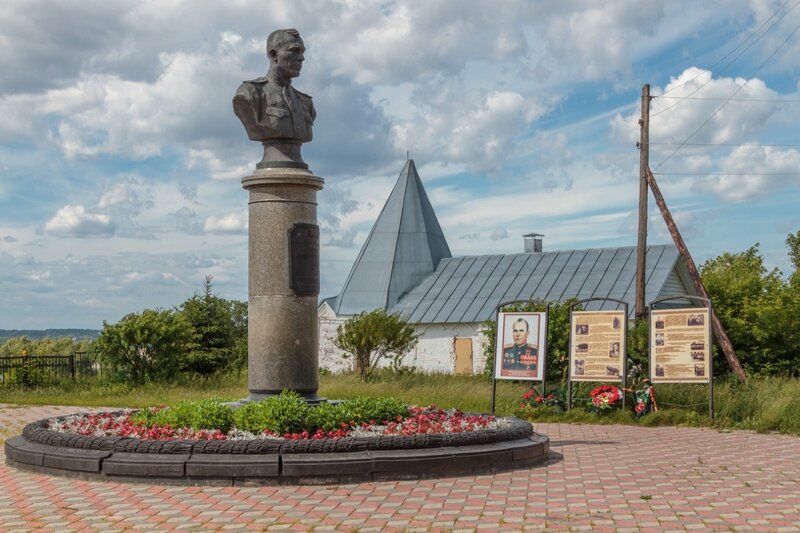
[233,28,316,170]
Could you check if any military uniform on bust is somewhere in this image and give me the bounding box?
[231,28,315,169]
[233,72,315,143]
[502,343,538,370]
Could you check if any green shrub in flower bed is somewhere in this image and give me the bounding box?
[52,391,505,441]
[131,397,235,433]
[129,391,412,437]
[230,392,410,435]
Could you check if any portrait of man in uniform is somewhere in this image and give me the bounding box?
[494,312,546,380]
[502,318,538,372]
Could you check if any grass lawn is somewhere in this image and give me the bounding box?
[1,371,798,435]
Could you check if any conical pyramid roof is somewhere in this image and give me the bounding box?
[332,159,452,315]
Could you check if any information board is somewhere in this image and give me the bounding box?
[650,307,711,383]
[569,310,625,382]
[494,312,547,381]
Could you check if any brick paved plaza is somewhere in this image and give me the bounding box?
[1,404,799,532]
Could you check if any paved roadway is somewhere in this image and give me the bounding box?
[1,404,799,532]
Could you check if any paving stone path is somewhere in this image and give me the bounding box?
[1,403,799,532]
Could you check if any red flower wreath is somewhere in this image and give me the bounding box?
[589,385,622,411]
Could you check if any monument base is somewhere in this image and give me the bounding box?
[242,167,324,401]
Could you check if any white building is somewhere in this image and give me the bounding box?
[319,160,697,374]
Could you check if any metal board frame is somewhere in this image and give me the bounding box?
[490,300,550,415]
[649,295,714,419]
[567,297,629,411]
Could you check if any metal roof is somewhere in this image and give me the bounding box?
[330,159,452,315]
[389,244,685,323]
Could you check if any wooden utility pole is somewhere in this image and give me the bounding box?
[646,168,747,383]
[635,84,651,320]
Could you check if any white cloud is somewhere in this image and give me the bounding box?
[393,88,548,172]
[96,179,153,216]
[542,1,662,81]
[170,207,204,235]
[491,228,509,241]
[694,146,800,201]
[610,67,790,201]
[27,270,51,282]
[612,67,780,151]
[324,2,531,85]
[203,211,248,234]
[186,148,252,181]
[124,272,146,282]
[42,205,116,238]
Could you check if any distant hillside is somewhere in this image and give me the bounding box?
[0,329,101,342]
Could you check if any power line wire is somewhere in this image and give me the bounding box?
[653,19,800,171]
[649,142,800,147]
[654,172,800,176]
[650,0,800,117]
[656,96,800,102]
[658,0,794,97]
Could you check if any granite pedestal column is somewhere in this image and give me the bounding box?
[242,166,324,402]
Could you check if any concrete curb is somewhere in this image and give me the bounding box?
[5,415,549,486]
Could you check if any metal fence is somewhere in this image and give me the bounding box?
[0,351,100,385]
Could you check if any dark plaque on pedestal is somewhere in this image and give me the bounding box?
[289,223,320,296]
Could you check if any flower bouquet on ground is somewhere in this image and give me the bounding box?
[518,386,566,419]
[588,385,622,414]
[632,378,657,418]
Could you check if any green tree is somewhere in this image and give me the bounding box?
[229,299,248,371]
[0,336,91,357]
[335,309,418,382]
[700,243,798,376]
[787,230,800,271]
[481,299,579,382]
[178,276,244,374]
[90,309,193,384]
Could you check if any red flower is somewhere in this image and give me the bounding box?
[523,389,534,400]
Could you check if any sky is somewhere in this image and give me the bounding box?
[1,0,800,329]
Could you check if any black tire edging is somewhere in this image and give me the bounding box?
[23,413,533,455]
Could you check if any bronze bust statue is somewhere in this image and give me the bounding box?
[233,29,316,169]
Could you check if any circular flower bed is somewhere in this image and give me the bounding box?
[8,393,547,485]
[50,405,508,441]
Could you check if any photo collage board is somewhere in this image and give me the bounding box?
[650,307,711,383]
[569,310,626,382]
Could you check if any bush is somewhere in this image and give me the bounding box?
[132,398,234,433]
[701,243,800,377]
[307,402,346,432]
[231,393,411,435]
[335,309,418,382]
[258,390,311,435]
[338,396,410,425]
[231,401,272,434]
[0,336,91,357]
[5,358,52,388]
[90,309,193,384]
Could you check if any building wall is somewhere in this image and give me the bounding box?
[318,304,489,375]
[318,304,353,374]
